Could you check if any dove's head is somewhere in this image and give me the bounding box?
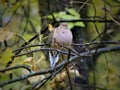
[59,23,68,29]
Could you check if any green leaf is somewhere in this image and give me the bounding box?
[46,12,60,19]
[0,48,13,65]
[44,8,85,28]
[3,73,24,90]
[23,33,33,41]
[66,8,80,17]
[74,22,85,27]
[58,14,78,20]
[67,22,74,29]
[0,73,9,82]
[45,10,80,20]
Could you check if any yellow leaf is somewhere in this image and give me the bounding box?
[48,24,54,32]
[0,28,13,42]
[23,57,39,71]
[0,48,13,65]
[0,29,6,42]
[23,57,33,64]
[22,69,45,83]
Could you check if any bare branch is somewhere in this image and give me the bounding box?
[0,65,32,73]
[0,45,120,87]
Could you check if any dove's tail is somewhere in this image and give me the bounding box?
[49,51,59,68]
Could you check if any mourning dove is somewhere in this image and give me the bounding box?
[48,23,73,68]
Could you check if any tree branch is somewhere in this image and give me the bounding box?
[0,65,32,73]
[0,45,120,87]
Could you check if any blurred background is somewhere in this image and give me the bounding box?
[0,0,120,90]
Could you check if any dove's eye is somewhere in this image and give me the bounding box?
[61,23,67,27]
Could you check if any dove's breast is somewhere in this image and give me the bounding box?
[53,28,73,46]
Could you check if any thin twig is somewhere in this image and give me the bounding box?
[0,45,120,87]
[0,65,32,73]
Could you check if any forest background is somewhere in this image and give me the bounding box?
[0,0,120,90]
